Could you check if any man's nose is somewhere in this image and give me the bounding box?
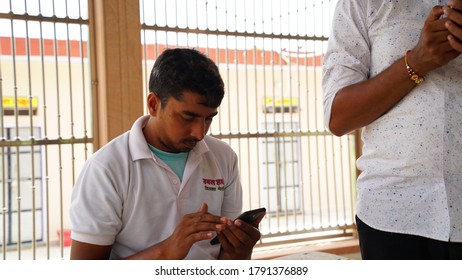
[190,119,206,140]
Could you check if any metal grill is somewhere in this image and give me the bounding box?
[0,0,92,259]
[140,0,357,246]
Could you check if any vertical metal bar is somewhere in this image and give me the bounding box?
[275,1,283,230]
[6,130,12,250]
[214,1,221,134]
[331,136,339,225]
[303,0,313,230]
[141,0,147,98]
[142,0,152,112]
[318,0,333,228]
[50,0,65,258]
[174,0,178,47]
[204,0,209,55]
[8,2,23,258]
[195,0,199,51]
[293,17,301,228]
[78,0,90,161]
[268,0,277,229]
[232,0,244,211]
[154,1,159,58]
[23,0,37,259]
[0,7,7,258]
[224,0,231,135]
[215,0,221,114]
[338,137,347,224]
[38,0,51,259]
[0,143,4,258]
[163,0,168,46]
[64,0,76,185]
[251,1,262,215]
[260,0,271,233]
[293,34,303,230]
[308,0,323,229]
[296,0,306,230]
[287,7,297,227]
[281,0,289,228]
[347,131,361,224]
[243,6,252,209]
[184,0,190,48]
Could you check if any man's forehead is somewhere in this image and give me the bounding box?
[167,95,218,115]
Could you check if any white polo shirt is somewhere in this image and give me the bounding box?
[70,115,243,259]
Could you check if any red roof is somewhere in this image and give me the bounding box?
[1,37,322,66]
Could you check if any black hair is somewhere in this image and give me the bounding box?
[148,48,225,108]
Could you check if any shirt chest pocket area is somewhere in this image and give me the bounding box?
[176,182,226,217]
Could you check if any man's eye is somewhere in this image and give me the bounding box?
[182,116,195,122]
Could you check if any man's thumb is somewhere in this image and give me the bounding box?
[199,202,208,213]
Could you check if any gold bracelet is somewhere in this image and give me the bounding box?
[404,50,424,84]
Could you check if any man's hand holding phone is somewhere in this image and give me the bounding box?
[147,203,227,260]
[214,208,266,260]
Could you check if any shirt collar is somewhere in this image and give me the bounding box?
[129,115,210,161]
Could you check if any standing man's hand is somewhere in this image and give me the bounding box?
[445,0,462,52]
[217,212,265,260]
[408,5,460,76]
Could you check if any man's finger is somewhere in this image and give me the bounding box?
[428,5,445,22]
[199,202,208,213]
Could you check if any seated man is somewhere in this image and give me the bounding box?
[69,48,264,260]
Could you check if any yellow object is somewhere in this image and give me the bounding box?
[2,96,38,109]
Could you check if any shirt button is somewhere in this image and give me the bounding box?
[172,179,178,185]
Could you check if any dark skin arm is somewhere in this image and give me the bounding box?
[70,203,227,260]
[329,6,461,136]
[70,240,112,260]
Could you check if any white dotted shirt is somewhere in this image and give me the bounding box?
[323,0,462,241]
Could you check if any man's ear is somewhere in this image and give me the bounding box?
[147,92,160,116]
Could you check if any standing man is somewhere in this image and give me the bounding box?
[323,0,462,259]
[70,48,264,260]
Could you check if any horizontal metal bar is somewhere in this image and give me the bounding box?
[0,137,93,147]
[0,130,341,146]
[210,130,333,139]
[0,131,343,146]
[141,24,329,41]
[0,12,89,25]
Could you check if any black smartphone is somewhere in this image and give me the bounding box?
[210,207,266,245]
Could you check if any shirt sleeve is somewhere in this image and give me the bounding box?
[322,0,371,132]
[221,149,243,220]
[70,158,124,246]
